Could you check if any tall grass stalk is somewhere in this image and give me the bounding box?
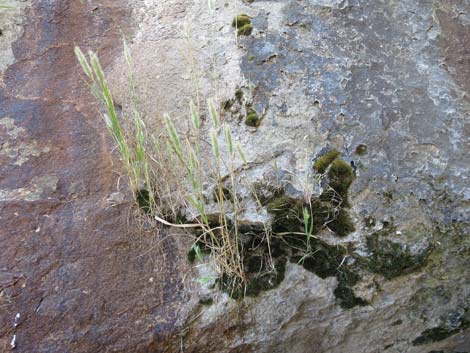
[76,43,257,292]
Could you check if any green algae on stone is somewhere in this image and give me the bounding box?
[245,107,260,127]
[313,149,340,173]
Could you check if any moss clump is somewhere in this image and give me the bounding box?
[219,257,286,299]
[232,14,251,28]
[293,240,344,278]
[328,159,354,196]
[327,159,355,207]
[365,234,431,279]
[328,209,355,237]
[237,23,253,36]
[364,216,376,228]
[266,194,303,232]
[245,107,260,127]
[334,270,368,309]
[291,238,368,309]
[355,144,368,155]
[313,149,340,173]
[245,258,286,296]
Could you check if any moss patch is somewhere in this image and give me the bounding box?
[291,238,368,309]
[219,256,286,299]
[365,232,432,279]
[245,107,260,127]
[355,144,368,155]
[237,24,253,36]
[413,308,470,345]
[313,149,340,173]
[266,194,303,232]
[232,14,251,28]
[232,15,253,36]
[328,209,355,237]
[327,159,354,206]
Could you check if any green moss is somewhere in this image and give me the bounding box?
[313,149,340,173]
[248,53,255,61]
[333,270,368,308]
[309,199,334,234]
[245,258,286,296]
[245,107,260,127]
[365,234,432,279]
[328,159,354,196]
[266,194,303,232]
[292,238,345,276]
[327,159,355,207]
[187,241,207,264]
[232,14,251,28]
[237,23,253,36]
[292,238,368,309]
[219,257,286,299]
[413,309,469,345]
[355,144,368,155]
[175,211,188,225]
[328,209,355,237]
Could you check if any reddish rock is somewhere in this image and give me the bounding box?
[0,2,187,352]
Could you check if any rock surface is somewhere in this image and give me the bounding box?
[1,0,469,353]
